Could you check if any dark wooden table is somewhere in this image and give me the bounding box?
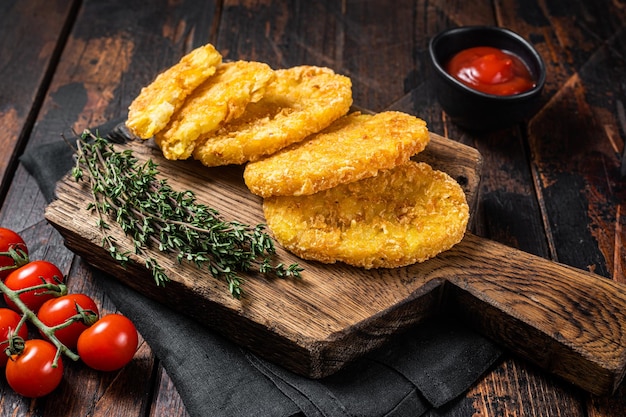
[1,0,625,416]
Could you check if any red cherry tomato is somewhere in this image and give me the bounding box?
[3,260,66,313]
[0,228,28,280]
[37,294,99,350]
[5,339,63,397]
[0,308,28,367]
[77,314,138,371]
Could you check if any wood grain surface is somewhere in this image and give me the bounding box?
[0,0,79,197]
[46,131,626,395]
[1,0,625,415]
[44,132,480,376]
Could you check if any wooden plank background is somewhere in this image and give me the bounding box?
[0,0,79,198]
[0,0,624,416]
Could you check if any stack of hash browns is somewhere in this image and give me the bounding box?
[126,43,469,270]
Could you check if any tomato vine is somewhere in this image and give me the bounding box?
[0,227,138,398]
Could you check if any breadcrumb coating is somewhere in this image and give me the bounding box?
[126,44,222,139]
[262,161,469,269]
[192,65,352,167]
[243,111,429,197]
[154,61,275,160]
[126,46,469,269]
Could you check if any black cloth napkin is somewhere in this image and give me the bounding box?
[20,121,502,417]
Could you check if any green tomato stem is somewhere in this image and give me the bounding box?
[3,316,27,357]
[48,309,98,332]
[11,282,67,297]
[0,280,79,365]
[0,248,29,274]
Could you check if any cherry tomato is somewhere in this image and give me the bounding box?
[77,314,138,371]
[0,308,28,367]
[37,294,99,350]
[3,260,66,313]
[5,339,63,397]
[0,228,28,280]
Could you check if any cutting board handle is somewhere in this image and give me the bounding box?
[427,233,626,395]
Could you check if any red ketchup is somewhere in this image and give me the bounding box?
[445,46,536,96]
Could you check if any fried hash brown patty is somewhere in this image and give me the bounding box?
[154,61,275,160]
[126,44,222,139]
[192,65,352,167]
[263,161,469,269]
[243,111,429,198]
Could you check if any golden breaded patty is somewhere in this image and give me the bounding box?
[263,161,469,269]
[126,43,222,139]
[192,65,352,167]
[154,61,275,160]
[243,111,429,198]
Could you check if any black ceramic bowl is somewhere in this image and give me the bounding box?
[429,26,546,130]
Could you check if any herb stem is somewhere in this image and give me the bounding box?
[72,130,302,298]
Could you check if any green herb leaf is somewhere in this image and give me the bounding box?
[72,130,302,298]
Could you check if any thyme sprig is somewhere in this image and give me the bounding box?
[71,130,302,298]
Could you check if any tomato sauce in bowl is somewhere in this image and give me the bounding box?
[428,26,546,130]
[445,46,536,96]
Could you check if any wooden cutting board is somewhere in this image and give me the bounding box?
[45,132,626,396]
